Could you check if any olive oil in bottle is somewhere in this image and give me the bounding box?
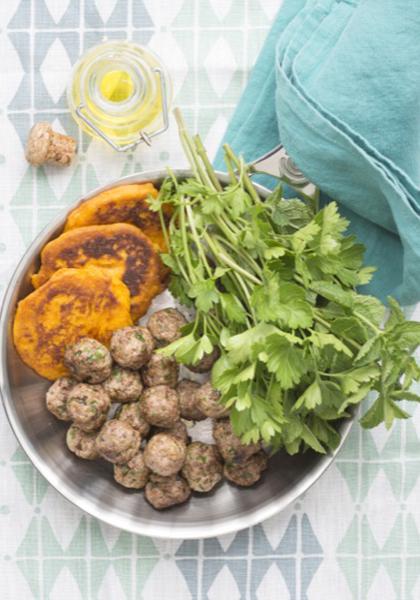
[67,41,172,151]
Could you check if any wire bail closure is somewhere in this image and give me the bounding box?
[75,67,169,152]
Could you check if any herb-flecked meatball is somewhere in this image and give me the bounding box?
[103,366,143,403]
[115,402,151,437]
[213,418,260,463]
[155,420,190,444]
[144,433,186,476]
[141,353,179,387]
[176,379,206,421]
[64,338,112,383]
[140,385,180,427]
[147,308,187,344]
[195,382,229,418]
[67,383,111,432]
[46,376,75,421]
[187,347,220,373]
[145,474,191,510]
[66,424,99,460]
[110,326,155,369]
[224,451,268,487]
[96,419,141,464]
[181,442,223,492]
[114,451,150,489]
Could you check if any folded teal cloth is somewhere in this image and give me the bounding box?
[215,0,420,305]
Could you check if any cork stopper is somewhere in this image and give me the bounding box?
[25,122,77,167]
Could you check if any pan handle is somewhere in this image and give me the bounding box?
[249,144,317,198]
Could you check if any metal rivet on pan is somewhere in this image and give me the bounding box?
[278,154,309,185]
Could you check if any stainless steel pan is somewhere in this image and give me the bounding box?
[0,155,352,539]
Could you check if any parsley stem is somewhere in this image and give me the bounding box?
[224,151,239,184]
[168,211,192,283]
[232,272,257,323]
[213,234,262,278]
[313,313,331,329]
[206,315,222,338]
[203,231,262,285]
[179,199,196,282]
[158,206,171,254]
[317,371,344,378]
[312,187,320,214]
[215,214,242,245]
[193,134,223,192]
[221,271,253,325]
[174,108,206,183]
[354,311,382,335]
[217,251,262,285]
[184,202,213,278]
[223,144,262,206]
[206,310,224,329]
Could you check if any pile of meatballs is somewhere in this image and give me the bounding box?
[46,307,268,510]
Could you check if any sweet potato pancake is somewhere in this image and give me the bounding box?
[13,267,132,380]
[64,183,170,252]
[32,223,164,319]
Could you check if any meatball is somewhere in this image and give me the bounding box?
[140,385,180,427]
[67,383,110,432]
[147,308,187,344]
[141,353,179,387]
[155,420,190,444]
[115,402,151,437]
[224,451,268,487]
[66,424,99,460]
[64,338,112,383]
[144,433,186,476]
[103,366,143,403]
[145,475,191,510]
[213,418,260,463]
[187,346,220,373]
[46,376,75,421]
[96,419,141,464]
[110,326,155,369]
[181,442,223,492]
[177,379,206,421]
[195,382,229,419]
[114,451,150,489]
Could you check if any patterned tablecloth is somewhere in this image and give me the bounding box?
[1,1,420,599]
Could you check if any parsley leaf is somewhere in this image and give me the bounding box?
[314,201,349,255]
[252,279,313,329]
[225,323,279,364]
[354,336,381,366]
[308,331,353,358]
[219,293,247,324]
[294,380,322,411]
[311,280,354,308]
[188,279,219,312]
[259,335,309,389]
[269,197,314,233]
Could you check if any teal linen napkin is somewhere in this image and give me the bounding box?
[215,0,420,305]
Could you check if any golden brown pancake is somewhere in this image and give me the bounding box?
[13,266,132,380]
[32,223,164,319]
[64,183,170,252]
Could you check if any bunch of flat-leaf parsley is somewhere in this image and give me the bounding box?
[149,109,420,455]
